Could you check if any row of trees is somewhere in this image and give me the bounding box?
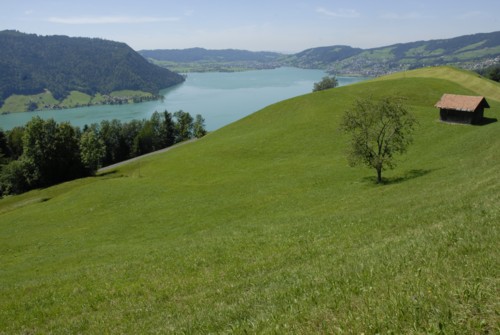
[0,111,206,196]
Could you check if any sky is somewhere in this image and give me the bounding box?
[1,0,499,52]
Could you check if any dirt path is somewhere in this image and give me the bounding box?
[98,138,198,173]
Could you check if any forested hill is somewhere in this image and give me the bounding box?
[0,30,185,108]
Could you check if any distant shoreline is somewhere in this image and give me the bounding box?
[0,90,164,114]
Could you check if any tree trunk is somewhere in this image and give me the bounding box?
[376,167,382,184]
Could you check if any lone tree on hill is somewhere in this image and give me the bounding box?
[340,97,417,184]
[313,76,338,92]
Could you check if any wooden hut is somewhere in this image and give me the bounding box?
[435,94,490,124]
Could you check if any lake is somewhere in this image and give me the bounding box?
[0,67,369,131]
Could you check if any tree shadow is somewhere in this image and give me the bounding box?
[362,168,436,185]
[97,170,118,177]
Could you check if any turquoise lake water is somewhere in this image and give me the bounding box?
[0,67,369,131]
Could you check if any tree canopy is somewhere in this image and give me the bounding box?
[313,76,339,92]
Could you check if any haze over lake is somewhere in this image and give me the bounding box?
[0,67,368,131]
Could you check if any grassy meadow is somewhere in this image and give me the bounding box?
[0,67,499,333]
[0,91,59,114]
[0,90,155,113]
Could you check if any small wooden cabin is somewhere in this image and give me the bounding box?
[435,94,490,124]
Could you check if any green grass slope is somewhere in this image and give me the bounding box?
[1,67,499,333]
[375,66,500,101]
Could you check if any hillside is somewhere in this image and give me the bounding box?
[287,31,500,75]
[285,45,363,69]
[144,31,500,76]
[0,67,498,333]
[0,30,185,111]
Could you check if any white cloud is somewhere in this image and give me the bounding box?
[316,7,360,18]
[46,16,180,25]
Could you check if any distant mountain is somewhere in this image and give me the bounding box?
[139,48,285,72]
[285,45,363,69]
[140,48,283,63]
[141,32,500,76]
[0,30,185,108]
[285,31,500,76]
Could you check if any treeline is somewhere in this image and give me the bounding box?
[476,63,500,82]
[0,111,206,196]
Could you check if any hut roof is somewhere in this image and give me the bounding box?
[434,94,490,112]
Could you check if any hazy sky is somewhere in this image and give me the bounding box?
[1,0,499,52]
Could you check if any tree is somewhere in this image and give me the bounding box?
[54,122,85,182]
[0,129,9,160]
[193,114,207,138]
[0,159,30,195]
[340,97,417,183]
[21,117,59,187]
[120,120,144,158]
[174,110,194,142]
[488,66,500,82]
[99,119,129,165]
[79,129,106,175]
[6,127,24,159]
[160,111,176,147]
[21,117,86,187]
[477,64,500,82]
[133,121,155,156]
[0,148,6,166]
[148,111,164,150]
[313,76,338,92]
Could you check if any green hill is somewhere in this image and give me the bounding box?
[0,30,185,111]
[0,67,498,333]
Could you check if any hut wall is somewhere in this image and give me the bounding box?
[440,108,474,124]
[473,108,484,124]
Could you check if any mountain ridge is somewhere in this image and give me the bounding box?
[139,47,285,72]
[141,31,500,75]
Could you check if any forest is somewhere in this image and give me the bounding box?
[0,111,206,196]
